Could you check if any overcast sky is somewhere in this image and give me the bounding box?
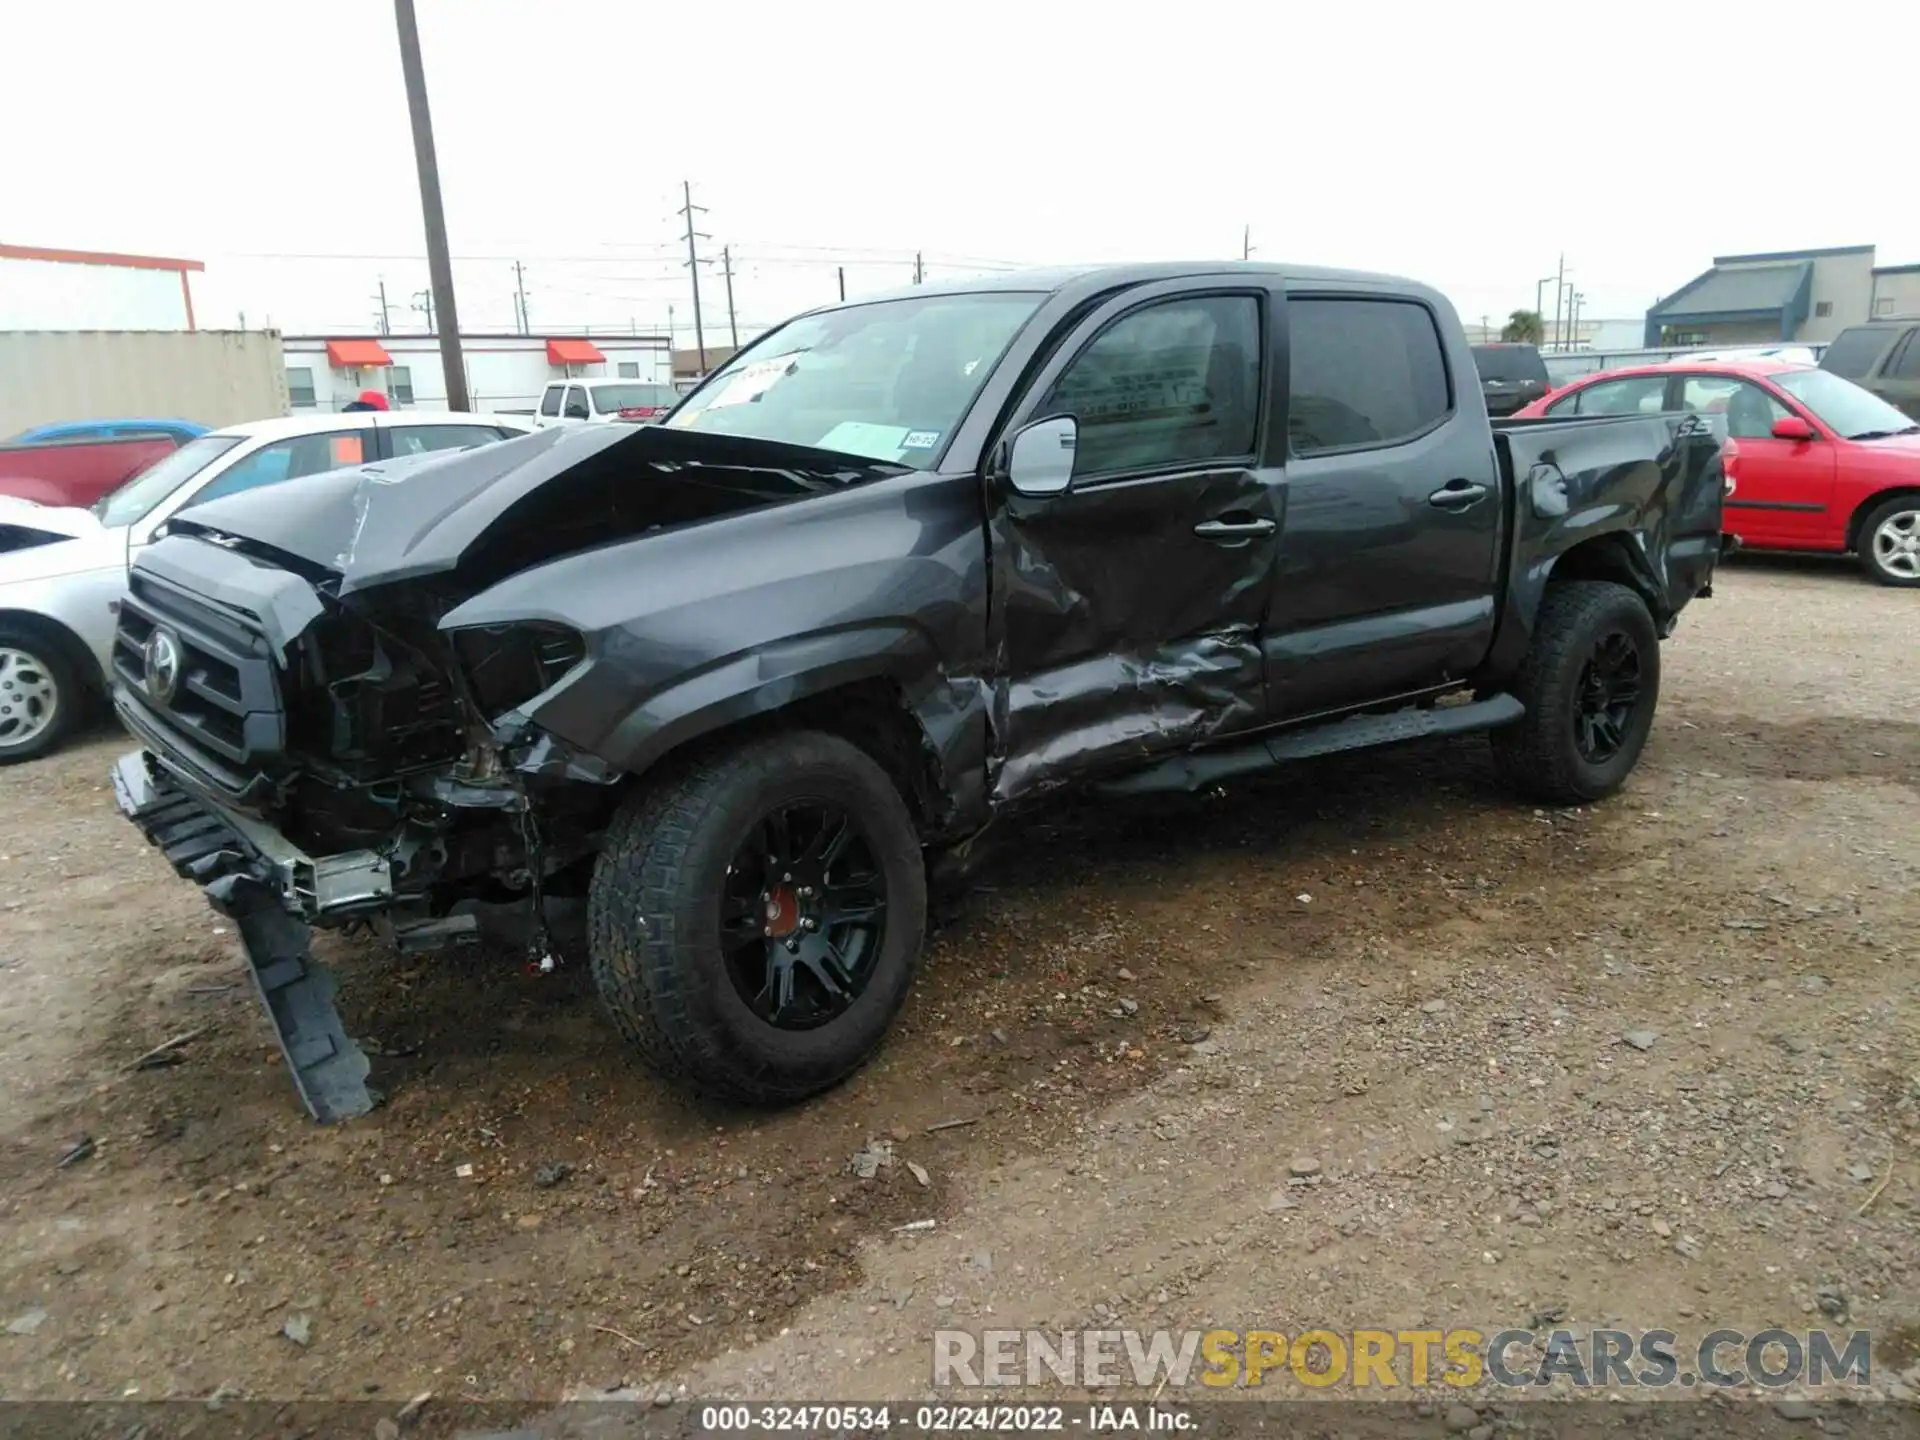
[6,0,1912,348]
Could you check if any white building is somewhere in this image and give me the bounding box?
[281,332,672,414]
[0,242,203,330]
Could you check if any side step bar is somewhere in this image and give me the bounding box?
[1095,693,1525,797]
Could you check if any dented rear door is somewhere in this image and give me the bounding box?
[984,279,1283,802]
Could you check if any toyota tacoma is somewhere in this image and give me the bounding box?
[109,262,1726,1121]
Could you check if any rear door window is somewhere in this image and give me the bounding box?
[538,386,564,417]
[1287,298,1452,455]
[1547,375,1668,417]
[389,424,510,455]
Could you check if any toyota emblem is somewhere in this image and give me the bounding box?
[143,628,182,705]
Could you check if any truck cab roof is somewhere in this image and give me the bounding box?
[830,260,1433,309]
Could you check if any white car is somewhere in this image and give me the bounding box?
[531,379,680,428]
[0,409,533,764]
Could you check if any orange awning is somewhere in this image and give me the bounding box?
[325,339,393,368]
[546,338,605,365]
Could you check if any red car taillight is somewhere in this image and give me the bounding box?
[616,407,665,422]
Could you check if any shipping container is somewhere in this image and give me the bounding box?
[0,330,289,436]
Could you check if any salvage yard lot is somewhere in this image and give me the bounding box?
[0,555,1915,1414]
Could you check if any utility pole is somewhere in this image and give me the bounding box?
[837,266,846,302]
[512,260,529,335]
[1242,225,1253,261]
[371,279,393,335]
[721,246,739,349]
[411,287,435,332]
[678,180,710,373]
[393,0,469,409]
[1570,291,1586,348]
[1552,253,1565,351]
[913,251,924,285]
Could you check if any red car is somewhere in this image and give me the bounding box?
[1515,359,1920,586]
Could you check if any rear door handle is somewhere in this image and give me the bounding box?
[1428,480,1489,510]
[1193,516,1277,539]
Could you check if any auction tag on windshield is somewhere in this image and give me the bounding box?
[900,430,941,450]
[704,353,800,410]
[816,422,912,461]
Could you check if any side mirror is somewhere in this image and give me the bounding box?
[1771,415,1816,442]
[1006,416,1077,497]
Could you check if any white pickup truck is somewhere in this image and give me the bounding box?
[530,379,680,428]
[0,410,531,764]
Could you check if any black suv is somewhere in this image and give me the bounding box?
[1470,343,1552,416]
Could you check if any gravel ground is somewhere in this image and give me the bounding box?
[0,553,1914,1435]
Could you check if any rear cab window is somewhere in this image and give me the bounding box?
[1288,297,1451,454]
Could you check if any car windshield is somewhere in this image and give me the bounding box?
[1772,368,1919,440]
[663,291,1046,467]
[90,434,246,527]
[590,383,677,411]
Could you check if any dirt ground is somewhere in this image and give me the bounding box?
[1,555,1915,1431]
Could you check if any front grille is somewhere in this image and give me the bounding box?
[114,569,288,788]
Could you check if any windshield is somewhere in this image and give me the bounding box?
[590,383,677,411]
[90,434,245,527]
[1772,368,1919,439]
[664,291,1045,466]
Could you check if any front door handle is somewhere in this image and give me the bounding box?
[1429,479,1489,510]
[1193,516,1277,539]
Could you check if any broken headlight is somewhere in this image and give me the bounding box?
[448,622,587,718]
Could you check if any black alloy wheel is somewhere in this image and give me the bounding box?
[720,801,889,1030]
[1572,630,1644,765]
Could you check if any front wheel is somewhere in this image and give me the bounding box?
[587,729,927,1104]
[1857,495,1920,587]
[1490,581,1661,805]
[0,627,81,765]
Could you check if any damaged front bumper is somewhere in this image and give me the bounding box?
[112,750,379,1124]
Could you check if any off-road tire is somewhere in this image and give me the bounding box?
[0,623,82,766]
[1490,580,1660,805]
[1855,494,1920,588]
[587,729,927,1104]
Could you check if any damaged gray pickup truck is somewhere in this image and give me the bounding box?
[109,262,1726,1121]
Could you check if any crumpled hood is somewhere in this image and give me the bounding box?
[164,424,906,596]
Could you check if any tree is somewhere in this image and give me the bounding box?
[1502,309,1545,344]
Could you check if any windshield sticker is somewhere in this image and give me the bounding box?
[815,422,913,462]
[703,353,802,410]
[900,430,941,451]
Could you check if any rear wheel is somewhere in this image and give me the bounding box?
[1857,495,1920,587]
[1490,581,1660,805]
[587,730,926,1104]
[0,626,81,765]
